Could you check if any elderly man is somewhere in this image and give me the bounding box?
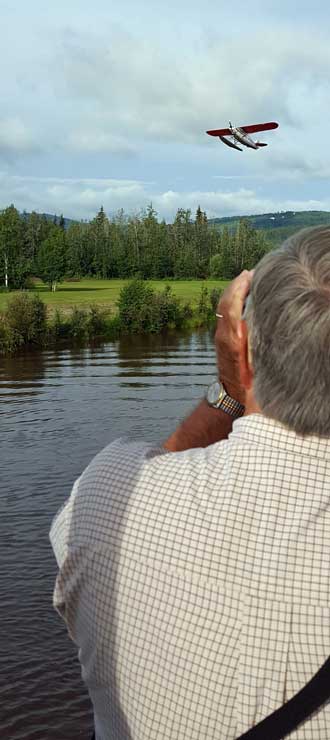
[50,226,330,739]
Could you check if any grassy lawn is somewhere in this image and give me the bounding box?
[0,278,228,315]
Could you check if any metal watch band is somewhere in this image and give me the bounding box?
[216,393,245,419]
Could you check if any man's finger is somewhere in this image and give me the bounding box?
[229,277,251,319]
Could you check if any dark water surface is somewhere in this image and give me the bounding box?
[0,331,216,740]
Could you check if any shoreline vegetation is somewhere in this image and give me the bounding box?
[0,279,226,356]
[2,203,330,354]
[0,202,269,355]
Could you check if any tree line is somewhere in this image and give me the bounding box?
[0,203,272,291]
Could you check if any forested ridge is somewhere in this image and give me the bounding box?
[211,209,330,246]
[0,204,271,291]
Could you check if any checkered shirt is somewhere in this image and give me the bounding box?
[50,413,330,739]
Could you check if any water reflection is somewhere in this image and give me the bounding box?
[0,351,46,404]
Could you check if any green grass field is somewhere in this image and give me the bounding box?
[0,278,229,315]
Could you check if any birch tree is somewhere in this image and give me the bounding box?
[0,205,25,288]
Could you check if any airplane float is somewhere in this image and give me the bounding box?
[206,121,279,151]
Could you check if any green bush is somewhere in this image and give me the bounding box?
[49,305,108,343]
[192,286,223,326]
[117,279,155,333]
[118,280,191,333]
[0,318,23,354]
[196,286,212,323]
[158,285,192,329]
[68,307,89,339]
[105,314,121,339]
[180,301,193,322]
[156,286,180,327]
[49,308,69,340]
[5,292,47,344]
[88,305,108,336]
[210,287,223,313]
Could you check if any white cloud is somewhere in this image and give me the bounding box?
[68,129,136,156]
[153,189,330,219]
[1,172,329,221]
[50,25,330,156]
[0,118,38,157]
[1,5,330,215]
[0,173,149,217]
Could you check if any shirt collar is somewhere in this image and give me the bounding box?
[231,413,330,461]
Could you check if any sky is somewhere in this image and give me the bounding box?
[1,0,330,222]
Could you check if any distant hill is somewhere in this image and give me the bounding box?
[20,209,330,246]
[21,212,76,229]
[209,210,330,245]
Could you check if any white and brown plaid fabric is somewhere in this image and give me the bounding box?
[50,414,330,739]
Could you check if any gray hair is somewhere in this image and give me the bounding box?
[245,225,330,437]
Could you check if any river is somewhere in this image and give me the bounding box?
[0,330,216,740]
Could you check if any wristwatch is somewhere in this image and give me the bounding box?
[206,380,245,419]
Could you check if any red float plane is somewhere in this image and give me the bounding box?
[206,121,279,151]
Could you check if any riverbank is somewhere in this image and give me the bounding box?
[0,279,226,356]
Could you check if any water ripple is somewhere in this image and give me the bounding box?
[0,330,216,739]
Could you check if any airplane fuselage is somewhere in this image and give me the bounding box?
[231,126,259,149]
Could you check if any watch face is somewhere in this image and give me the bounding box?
[207,380,223,405]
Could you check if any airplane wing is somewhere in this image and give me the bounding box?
[206,122,278,137]
[206,127,232,137]
[240,122,279,134]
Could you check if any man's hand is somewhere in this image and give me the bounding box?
[215,270,253,405]
[163,270,254,452]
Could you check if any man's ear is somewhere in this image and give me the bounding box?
[237,319,254,391]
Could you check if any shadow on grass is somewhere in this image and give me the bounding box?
[35,287,105,293]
